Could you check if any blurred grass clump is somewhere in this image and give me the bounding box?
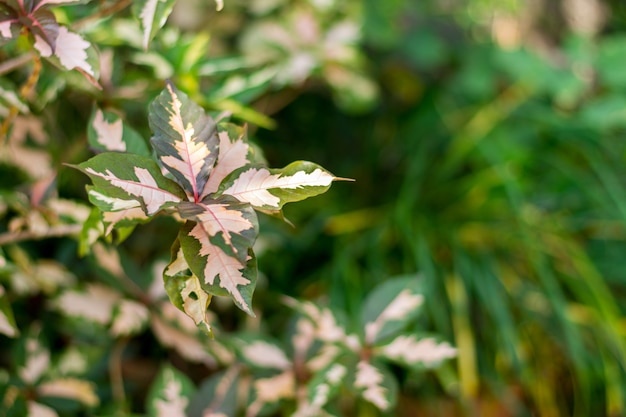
[2,0,626,415]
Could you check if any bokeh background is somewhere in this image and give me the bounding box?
[3,0,626,415]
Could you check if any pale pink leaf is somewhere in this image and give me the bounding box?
[92,109,125,152]
[202,130,250,197]
[37,378,99,407]
[34,27,96,78]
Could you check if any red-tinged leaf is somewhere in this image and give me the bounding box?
[0,13,20,42]
[74,153,185,216]
[150,82,219,202]
[29,9,58,51]
[201,124,252,198]
[177,199,258,264]
[218,161,338,211]
[179,222,257,316]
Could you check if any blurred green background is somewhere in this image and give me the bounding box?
[3,0,626,415]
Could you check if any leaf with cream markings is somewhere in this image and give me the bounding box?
[150,82,219,202]
[88,108,150,156]
[179,222,257,315]
[134,0,177,50]
[218,161,337,210]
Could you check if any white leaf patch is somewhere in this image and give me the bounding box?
[253,370,294,403]
[180,275,212,334]
[37,378,99,406]
[85,166,180,215]
[20,338,50,384]
[223,167,334,208]
[102,208,147,235]
[34,26,95,77]
[155,369,188,417]
[92,110,125,151]
[89,189,143,211]
[364,289,424,344]
[241,340,290,370]
[189,227,252,314]
[0,21,14,39]
[354,361,389,410]
[379,335,457,366]
[202,131,249,197]
[27,401,58,417]
[55,284,121,324]
[111,299,149,336]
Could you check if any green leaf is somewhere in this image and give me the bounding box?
[78,207,103,256]
[88,108,150,156]
[375,333,457,368]
[360,276,424,345]
[179,221,257,316]
[177,199,258,264]
[73,153,185,216]
[133,0,177,50]
[146,365,195,417]
[217,161,338,211]
[150,81,219,202]
[188,369,241,417]
[0,285,18,337]
[163,239,213,336]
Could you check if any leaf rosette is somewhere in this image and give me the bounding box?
[75,81,345,322]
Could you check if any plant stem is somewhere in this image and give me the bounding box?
[0,224,82,246]
[0,54,33,77]
[71,0,133,30]
[0,53,41,145]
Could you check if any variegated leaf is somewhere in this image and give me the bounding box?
[110,299,150,336]
[190,368,241,417]
[75,153,185,216]
[201,124,254,198]
[163,239,213,335]
[0,14,21,42]
[353,360,397,412]
[147,365,195,417]
[377,334,457,368]
[247,371,295,417]
[27,401,59,417]
[33,25,100,87]
[177,199,258,263]
[0,285,18,337]
[133,0,177,50]
[179,221,257,315]
[218,161,337,210]
[150,81,218,202]
[19,332,50,384]
[88,108,150,156]
[361,276,424,345]
[86,187,150,236]
[35,0,89,8]
[239,339,290,370]
[293,363,347,417]
[37,378,99,407]
[53,283,121,325]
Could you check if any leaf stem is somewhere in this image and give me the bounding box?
[0,224,82,246]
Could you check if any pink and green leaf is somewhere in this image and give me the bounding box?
[360,276,424,345]
[217,161,338,211]
[133,0,177,50]
[376,334,457,368]
[146,365,195,417]
[177,199,258,264]
[353,360,397,412]
[88,108,150,156]
[163,239,213,336]
[179,222,257,316]
[150,82,219,202]
[74,152,185,216]
[201,124,254,198]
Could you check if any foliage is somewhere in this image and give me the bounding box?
[3,0,626,416]
[0,0,454,416]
